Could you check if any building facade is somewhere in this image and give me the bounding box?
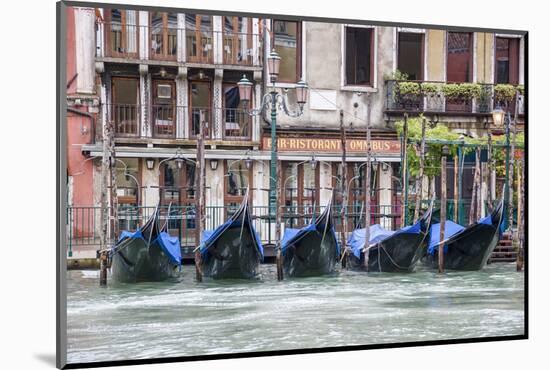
[66,6,526,248]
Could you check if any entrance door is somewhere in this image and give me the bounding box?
[189,81,211,138]
[160,161,196,245]
[282,161,320,228]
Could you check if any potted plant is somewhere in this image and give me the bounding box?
[494,84,517,103]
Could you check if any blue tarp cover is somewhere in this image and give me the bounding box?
[428,220,465,255]
[152,232,182,265]
[281,222,340,257]
[200,217,264,259]
[478,214,492,226]
[348,222,422,259]
[118,229,144,242]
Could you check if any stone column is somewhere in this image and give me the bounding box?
[213,69,224,140]
[176,66,188,139]
[319,162,332,207]
[177,13,186,63]
[75,7,96,94]
[379,163,393,229]
[139,11,149,60]
[139,64,150,138]
[142,160,160,208]
[253,70,262,142]
[213,16,223,65]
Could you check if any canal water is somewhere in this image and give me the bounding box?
[66,263,524,364]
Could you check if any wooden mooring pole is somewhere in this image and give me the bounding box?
[516,157,524,272]
[438,147,448,274]
[340,110,348,268]
[453,154,459,222]
[363,94,372,269]
[194,117,206,282]
[401,114,408,228]
[99,120,114,286]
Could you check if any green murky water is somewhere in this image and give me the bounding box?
[66,263,524,364]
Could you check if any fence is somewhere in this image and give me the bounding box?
[67,204,402,254]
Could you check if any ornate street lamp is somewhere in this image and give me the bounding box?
[492,106,505,127]
[267,49,281,83]
[237,50,309,280]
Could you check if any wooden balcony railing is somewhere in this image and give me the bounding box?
[97,22,262,66]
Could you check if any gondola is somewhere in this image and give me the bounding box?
[423,199,504,271]
[280,198,340,277]
[110,204,182,283]
[347,203,433,272]
[199,190,264,279]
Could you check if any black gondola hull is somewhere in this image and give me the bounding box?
[201,227,262,279]
[283,231,338,277]
[423,224,500,271]
[110,239,180,283]
[348,233,427,272]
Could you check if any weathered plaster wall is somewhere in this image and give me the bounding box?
[426,30,446,81]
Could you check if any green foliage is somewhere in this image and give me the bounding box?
[516,84,525,95]
[397,81,421,95]
[421,82,439,95]
[383,69,409,81]
[494,84,517,101]
[395,116,461,178]
[442,83,482,99]
[395,116,525,179]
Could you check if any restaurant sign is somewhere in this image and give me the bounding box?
[262,137,401,154]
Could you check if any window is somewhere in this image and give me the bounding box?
[152,80,175,138]
[282,161,320,228]
[495,37,519,84]
[332,163,378,229]
[223,16,253,65]
[150,12,178,60]
[186,14,213,63]
[272,20,301,82]
[111,78,139,136]
[225,160,252,217]
[116,158,140,231]
[189,81,211,138]
[105,9,138,57]
[397,32,424,80]
[446,32,473,82]
[160,161,196,234]
[223,83,251,139]
[345,27,374,86]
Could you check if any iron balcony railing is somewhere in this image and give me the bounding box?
[385,80,525,116]
[103,104,253,141]
[98,23,263,66]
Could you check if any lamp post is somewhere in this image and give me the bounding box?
[237,49,308,281]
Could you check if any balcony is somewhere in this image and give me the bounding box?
[107,103,140,137]
[97,22,262,67]
[222,108,252,140]
[385,80,525,116]
[103,104,253,141]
